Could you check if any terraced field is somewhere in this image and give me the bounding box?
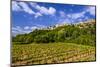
[12,43,96,66]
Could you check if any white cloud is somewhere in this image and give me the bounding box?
[12,26,31,36]
[12,1,35,15]
[40,7,56,15]
[12,1,56,18]
[24,26,30,30]
[57,17,72,24]
[30,24,47,30]
[12,26,22,31]
[38,24,47,28]
[12,24,47,36]
[12,30,19,34]
[86,6,95,16]
[67,11,85,19]
[58,6,95,24]
[18,2,35,14]
[34,12,42,18]
[39,7,55,15]
[12,26,23,33]
[23,30,32,34]
[39,7,49,15]
[48,7,56,15]
[58,10,86,24]
[30,2,56,16]
[12,1,22,11]
[31,26,38,30]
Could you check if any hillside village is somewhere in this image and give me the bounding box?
[38,19,96,30]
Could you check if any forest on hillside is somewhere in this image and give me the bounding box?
[12,19,96,46]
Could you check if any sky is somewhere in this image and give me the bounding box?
[12,1,96,36]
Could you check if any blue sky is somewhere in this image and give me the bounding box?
[12,1,96,36]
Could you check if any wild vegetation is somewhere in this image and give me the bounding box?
[12,19,96,46]
[12,19,96,66]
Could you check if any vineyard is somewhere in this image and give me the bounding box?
[12,43,96,66]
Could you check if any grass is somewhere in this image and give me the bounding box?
[12,42,96,66]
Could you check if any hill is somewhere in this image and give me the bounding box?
[12,19,96,46]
